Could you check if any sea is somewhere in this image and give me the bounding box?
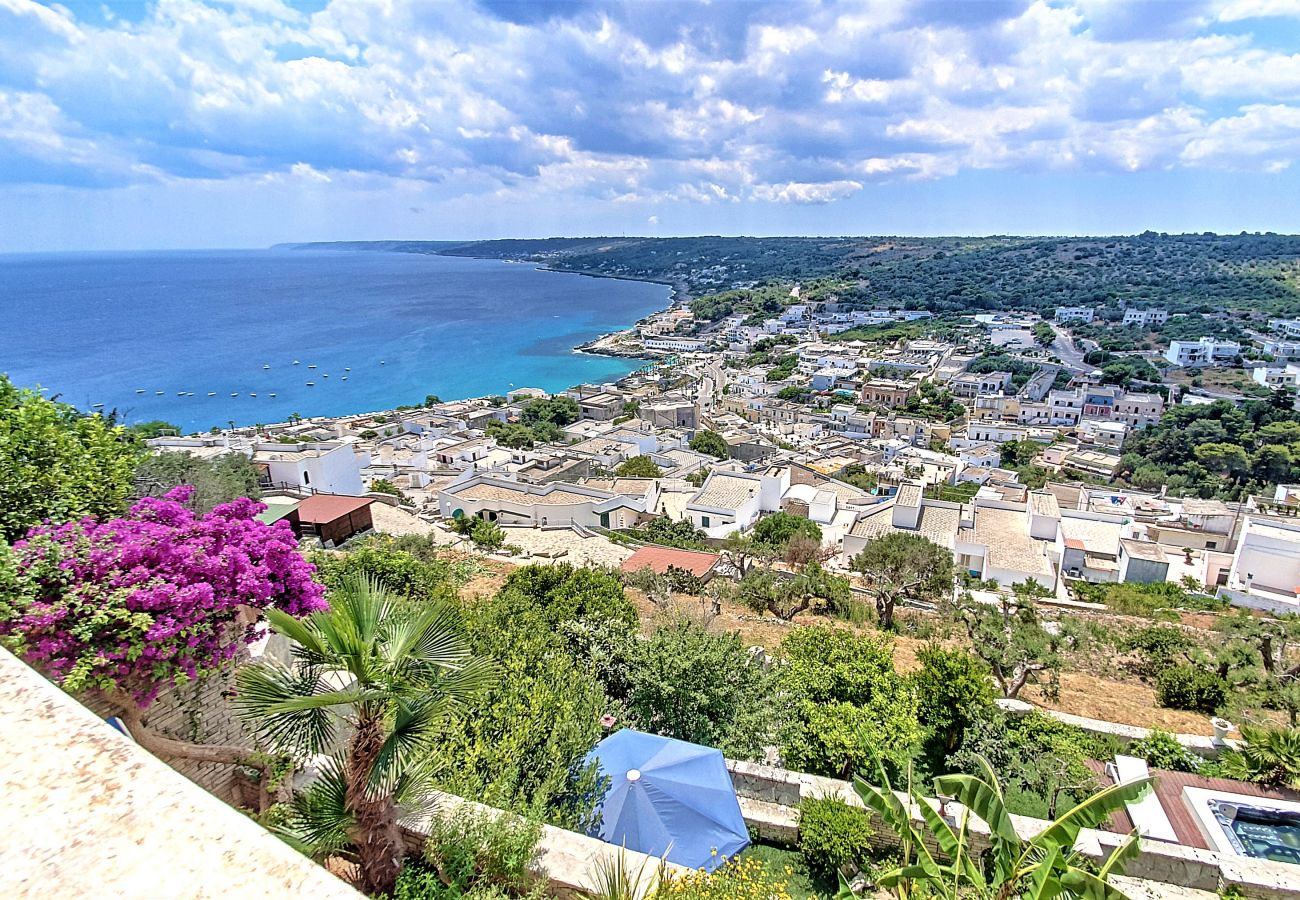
[0,249,670,432]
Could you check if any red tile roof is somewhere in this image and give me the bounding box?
[1064,537,1086,551]
[620,546,719,578]
[295,494,374,524]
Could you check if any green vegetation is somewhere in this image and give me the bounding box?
[849,533,954,630]
[776,626,920,780]
[855,755,1149,900]
[614,455,662,478]
[236,575,494,895]
[912,645,996,761]
[953,584,1076,701]
[134,450,262,512]
[437,233,1300,323]
[392,812,544,900]
[619,516,708,549]
[0,374,142,541]
[1119,394,1300,497]
[1215,725,1300,790]
[622,615,774,759]
[896,379,964,421]
[689,429,729,459]
[797,795,873,880]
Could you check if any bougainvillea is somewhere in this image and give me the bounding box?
[0,486,326,704]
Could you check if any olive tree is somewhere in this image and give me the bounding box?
[849,532,954,630]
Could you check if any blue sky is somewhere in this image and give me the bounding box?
[2,0,1299,251]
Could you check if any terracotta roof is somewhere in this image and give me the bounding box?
[296,494,374,524]
[620,546,719,578]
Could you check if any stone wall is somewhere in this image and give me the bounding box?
[82,655,260,805]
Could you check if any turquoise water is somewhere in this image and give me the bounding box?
[0,249,667,432]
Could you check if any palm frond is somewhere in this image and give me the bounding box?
[273,756,354,859]
[234,662,338,756]
[1029,777,1153,858]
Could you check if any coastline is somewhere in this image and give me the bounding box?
[483,257,693,362]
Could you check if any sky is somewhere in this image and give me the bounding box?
[1,0,1300,251]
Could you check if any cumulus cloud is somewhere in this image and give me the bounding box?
[0,0,1296,210]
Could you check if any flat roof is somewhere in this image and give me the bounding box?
[0,648,361,898]
[254,500,299,525]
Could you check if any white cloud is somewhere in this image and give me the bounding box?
[0,0,1296,209]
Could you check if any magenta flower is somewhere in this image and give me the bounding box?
[0,487,327,705]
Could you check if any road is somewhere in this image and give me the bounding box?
[1050,324,1092,373]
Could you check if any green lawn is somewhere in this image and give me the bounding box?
[740,842,838,900]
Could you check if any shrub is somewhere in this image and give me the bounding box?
[912,644,995,758]
[499,563,638,628]
[393,811,544,900]
[470,518,506,550]
[798,795,873,879]
[1129,729,1200,773]
[1122,626,1197,678]
[623,615,775,760]
[1156,664,1227,714]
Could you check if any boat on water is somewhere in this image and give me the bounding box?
[207,392,217,396]
[135,389,146,394]
[307,364,317,369]
[155,391,165,395]
[341,376,348,381]
[292,360,300,365]
[92,403,105,408]
[269,393,277,398]
[322,373,329,378]
[249,392,258,398]
[344,367,351,371]
[263,364,270,370]
[306,382,315,387]
[231,392,239,397]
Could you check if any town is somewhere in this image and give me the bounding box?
[143,291,1300,616]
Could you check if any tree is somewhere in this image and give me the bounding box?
[750,510,822,549]
[236,576,493,895]
[129,419,181,438]
[485,419,537,449]
[0,375,143,541]
[614,455,663,478]
[854,756,1150,900]
[849,532,954,630]
[689,429,729,459]
[423,394,442,407]
[0,487,325,797]
[438,575,630,829]
[912,644,995,758]
[776,626,919,779]
[953,590,1076,701]
[623,615,775,759]
[519,396,580,428]
[736,562,851,621]
[1215,612,1300,724]
[134,450,263,512]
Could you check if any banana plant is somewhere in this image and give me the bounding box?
[844,755,1153,900]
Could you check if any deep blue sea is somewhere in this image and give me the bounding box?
[0,249,668,432]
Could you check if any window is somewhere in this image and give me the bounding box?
[302,471,310,485]
[701,516,710,528]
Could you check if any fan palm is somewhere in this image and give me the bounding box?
[235,574,494,895]
[849,755,1153,900]
[1217,725,1300,790]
